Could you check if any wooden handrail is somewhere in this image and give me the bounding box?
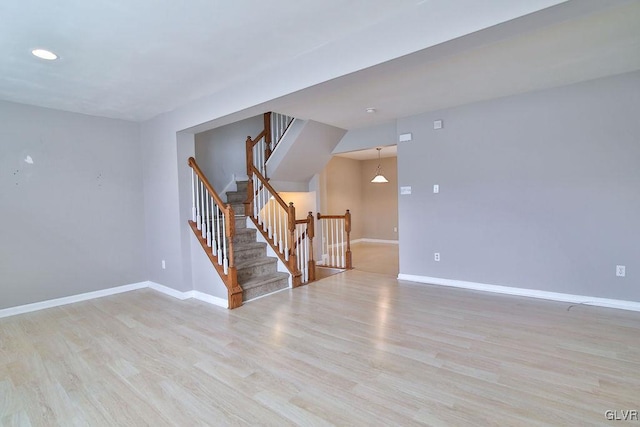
[246,129,267,148]
[188,157,227,209]
[316,214,345,220]
[249,165,288,210]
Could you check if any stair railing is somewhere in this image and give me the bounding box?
[317,210,352,269]
[265,111,294,161]
[244,112,295,180]
[188,157,242,308]
[244,162,305,286]
[245,121,315,287]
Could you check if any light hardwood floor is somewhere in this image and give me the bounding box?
[1,271,639,426]
[351,242,399,276]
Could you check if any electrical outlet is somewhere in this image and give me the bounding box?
[393,227,398,232]
[616,265,625,277]
[433,184,439,194]
[162,260,166,269]
[434,252,440,262]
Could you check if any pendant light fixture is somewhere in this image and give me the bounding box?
[371,147,389,183]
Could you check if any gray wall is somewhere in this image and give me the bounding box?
[195,115,263,193]
[361,157,398,241]
[397,71,640,301]
[0,101,145,309]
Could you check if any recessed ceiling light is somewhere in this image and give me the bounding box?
[366,107,376,113]
[31,49,58,61]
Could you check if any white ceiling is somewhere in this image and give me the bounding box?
[263,0,640,130]
[1,0,639,130]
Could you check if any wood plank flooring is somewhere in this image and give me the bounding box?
[1,270,639,425]
[352,242,399,276]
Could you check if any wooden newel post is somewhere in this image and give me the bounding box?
[345,209,352,269]
[307,211,316,282]
[244,136,254,218]
[225,204,242,309]
[264,112,273,160]
[287,202,301,287]
[245,136,253,176]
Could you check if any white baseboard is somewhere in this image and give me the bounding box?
[0,281,228,319]
[190,290,227,308]
[0,281,148,319]
[148,281,191,300]
[352,238,399,244]
[397,274,640,313]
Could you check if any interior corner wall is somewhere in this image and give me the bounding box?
[194,115,263,193]
[0,100,146,309]
[397,71,640,302]
[321,156,363,240]
[361,157,398,241]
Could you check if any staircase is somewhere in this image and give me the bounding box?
[225,181,290,301]
[187,112,351,308]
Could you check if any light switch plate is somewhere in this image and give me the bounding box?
[399,133,412,142]
[400,186,412,195]
[434,120,443,130]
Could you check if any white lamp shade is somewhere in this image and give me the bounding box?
[371,174,389,183]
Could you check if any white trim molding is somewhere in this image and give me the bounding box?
[0,281,148,319]
[189,290,227,308]
[0,281,228,319]
[397,274,640,313]
[352,238,399,244]
[148,282,192,300]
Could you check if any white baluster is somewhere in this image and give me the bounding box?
[199,181,207,239]
[191,169,196,222]
[196,177,201,230]
[322,219,327,266]
[328,219,333,267]
[253,144,257,174]
[253,174,258,220]
[278,206,283,253]
[217,205,223,264]
[259,138,264,176]
[262,187,268,232]
[205,190,211,246]
[305,230,309,282]
[326,219,330,266]
[222,210,228,274]
[211,198,217,256]
[267,195,272,239]
[331,219,340,265]
[284,209,289,262]
[341,218,345,268]
[302,227,307,282]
